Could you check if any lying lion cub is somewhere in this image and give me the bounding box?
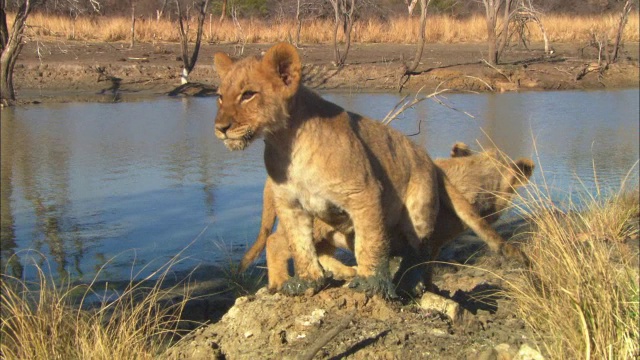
[214,42,526,297]
[239,143,534,292]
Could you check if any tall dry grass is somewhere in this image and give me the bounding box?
[18,13,640,44]
[508,167,639,359]
[0,259,194,359]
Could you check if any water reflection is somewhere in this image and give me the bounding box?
[1,90,638,283]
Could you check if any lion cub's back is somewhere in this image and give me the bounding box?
[345,112,436,179]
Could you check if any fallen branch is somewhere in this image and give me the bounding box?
[298,311,356,360]
[382,86,450,125]
[382,81,479,127]
[481,58,512,82]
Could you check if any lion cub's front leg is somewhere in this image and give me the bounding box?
[274,197,328,295]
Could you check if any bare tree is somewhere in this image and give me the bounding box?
[130,0,136,48]
[611,0,634,63]
[512,0,550,54]
[175,0,211,84]
[219,0,227,23]
[294,0,302,46]
[405,0,419,16]
[400,0,430,90]
[1,0,38,106]
[328,0,355,67]
[481,0,515,65]
[157,0,169,20]
[1,0,100,105]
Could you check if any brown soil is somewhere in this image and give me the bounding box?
[163,239,539,359]
[11,40,639,104]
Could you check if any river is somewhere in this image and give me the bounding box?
[1,89,638,283]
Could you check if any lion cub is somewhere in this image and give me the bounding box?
[240,143,534,292]
[214,43,525,297]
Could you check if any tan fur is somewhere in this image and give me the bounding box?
[240,144,534,291]
[214,43,524,296]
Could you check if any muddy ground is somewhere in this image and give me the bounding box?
[158,222,548,360]
[11,40,640,105]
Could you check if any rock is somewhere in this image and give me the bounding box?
[419,292,466,324]
[476,347,498,360]
[476,343,517,360]
[514,343,544,360]
[295,308,326,328]
[495,343,516,360]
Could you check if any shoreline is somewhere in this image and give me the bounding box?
[8,41,639,105]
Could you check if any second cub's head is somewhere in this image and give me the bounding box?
[213,43,302,151]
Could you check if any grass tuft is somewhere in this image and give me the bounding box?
[507,166,639,359]
[0,258,193,359]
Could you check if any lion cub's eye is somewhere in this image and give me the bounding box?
[240,90,257,102]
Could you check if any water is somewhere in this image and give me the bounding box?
[1,89,638,283]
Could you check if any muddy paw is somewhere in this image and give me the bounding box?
[281,276,326,296]
[348,275,397,299]
[397,278,428,299]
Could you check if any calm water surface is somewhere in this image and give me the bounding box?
[1,89,638,282]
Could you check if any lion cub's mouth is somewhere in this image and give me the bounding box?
[223,130,255,151]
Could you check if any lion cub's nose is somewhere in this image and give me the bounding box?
[215,122,231,136]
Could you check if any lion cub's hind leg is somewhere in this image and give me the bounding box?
[393,168,440,297]
[265,228,356,292]
[316,239,357,281]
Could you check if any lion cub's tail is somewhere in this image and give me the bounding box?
[239,178,277,272]
[437,168,529,264]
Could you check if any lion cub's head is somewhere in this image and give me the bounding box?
[213,43,302,151]
[438,142,535,220]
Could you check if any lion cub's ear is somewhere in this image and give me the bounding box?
[450,142,471,158]
[261,43,302,98]
[214,52,235,80]
[510,158,535,186]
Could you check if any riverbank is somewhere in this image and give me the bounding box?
[11,41,639,105]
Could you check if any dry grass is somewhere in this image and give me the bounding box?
[507,167,639,359]
[17,13,640,44]
[0,259,194,359]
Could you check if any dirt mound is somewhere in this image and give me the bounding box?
[164,254,544,360]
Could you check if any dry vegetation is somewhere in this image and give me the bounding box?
[507,171,640,359]
[0,261,194,359]
[19,13,640,44]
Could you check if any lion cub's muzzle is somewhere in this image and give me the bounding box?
[214,117,255,151]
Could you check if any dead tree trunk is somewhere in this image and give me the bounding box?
[611,0,633,63]
[219,0,227,23]
[157,0,168,21]
[496,0,512,61]
[329,0,356,67]
[130,1,135,48]
[400,0,430,90]
[176,0,210,84]
[482,0,514,65]
[294,0,302,46]
[1,0,33,106]
[405,0,418,16]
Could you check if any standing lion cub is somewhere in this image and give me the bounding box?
[239,142,534,292]
[213,43,526,297]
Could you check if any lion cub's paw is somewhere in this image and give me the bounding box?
[281,276,328,296]
[348,275,398,300]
